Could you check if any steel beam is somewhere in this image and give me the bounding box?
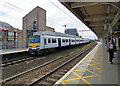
[89,24,104,27]
[71,2,119,9]
[84,15,114,21]
[71,2,99,8]
[111,10,120,29]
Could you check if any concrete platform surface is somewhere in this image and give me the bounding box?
[55,42,119,86]
[0,48,28,55]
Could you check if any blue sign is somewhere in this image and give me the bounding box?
[33,21,37,30]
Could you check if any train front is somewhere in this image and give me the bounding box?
[28,35,41,55]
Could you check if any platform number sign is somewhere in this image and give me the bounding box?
[33,21,37,30]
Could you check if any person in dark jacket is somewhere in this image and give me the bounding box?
[107,40,114,64]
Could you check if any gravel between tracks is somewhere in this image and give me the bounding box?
[2,44,88,79]
[3,42,95,85]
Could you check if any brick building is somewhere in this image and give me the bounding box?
[22,6,46,47]
[0,21,20,49]
[22,6,55,48]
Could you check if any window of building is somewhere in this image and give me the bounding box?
[15,39,17,42]
[16,33,18,36]
[0,38,2,42]
[8,32,14,36]
[8,38,14,42]
[48,38,51,43]
[52,38,56,43]
[0,31,2,36]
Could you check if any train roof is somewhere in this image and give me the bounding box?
[33,31,80,38]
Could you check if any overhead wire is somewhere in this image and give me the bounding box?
[0,0,27,14]
[47,0,79,24]
[47,0,92,31]
[1,0,27,12]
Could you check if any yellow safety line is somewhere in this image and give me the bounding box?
[61,49,103,86]
[98,44,103,83]
[61,81,67,86]
[72,71,94,86]
[90,65,100,70]
[1,49,28,54]
[81,77,93,86]
[61,71,81,85]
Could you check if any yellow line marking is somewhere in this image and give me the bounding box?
[61,50,103,86]
[61,71,81,85]
[81,78,93,86]
[72,71,82,78]
[1,49,28,54]
[61,81,67,86]
[98,57,103,83]
[90,65,100,70]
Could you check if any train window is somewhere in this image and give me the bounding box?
[52,38,56,43]
[66,39,68,42]
[44,39,46,45]
[62,39,65,42]
[29,36,40,43]
[48,38,51,43]
[72,40,74,42]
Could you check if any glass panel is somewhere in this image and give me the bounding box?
[48,38,51,43]
[29,35,40,43]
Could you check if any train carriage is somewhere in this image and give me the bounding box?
[28,31,90,55]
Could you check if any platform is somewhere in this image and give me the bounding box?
[0,48,28,55]
[55,42,119,86]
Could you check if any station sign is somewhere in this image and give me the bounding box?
[112,30,120,35]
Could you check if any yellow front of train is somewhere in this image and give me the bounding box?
[28,35,41,55]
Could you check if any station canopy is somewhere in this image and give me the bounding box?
[60,2,120,38]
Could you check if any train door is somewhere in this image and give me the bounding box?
[58,38,61,47]
[69,39,71,45]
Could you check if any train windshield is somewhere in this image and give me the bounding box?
[29,35,40,43]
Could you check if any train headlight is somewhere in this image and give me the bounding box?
[36,46,40,49]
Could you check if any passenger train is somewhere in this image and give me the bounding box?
[28,31,90,55]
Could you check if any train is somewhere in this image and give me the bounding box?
[28,31,90,55]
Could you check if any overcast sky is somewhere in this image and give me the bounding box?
[0,0,97,39]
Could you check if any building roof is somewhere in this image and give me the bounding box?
[60,2,120,38]
[0,21,20,31]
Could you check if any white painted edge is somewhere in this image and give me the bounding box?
[54,42,99,85]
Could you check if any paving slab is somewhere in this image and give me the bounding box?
[55,42,119,86]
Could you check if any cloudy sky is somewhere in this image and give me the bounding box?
[0,0,97,39]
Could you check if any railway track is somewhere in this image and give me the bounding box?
[1,42,96,85]
[2,43,91,80]
[2,56,36,67]
[29,43,96,86]
[1,44,84,67]
[1,51,31,67]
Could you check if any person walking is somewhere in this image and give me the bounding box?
[107,40,114,64]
